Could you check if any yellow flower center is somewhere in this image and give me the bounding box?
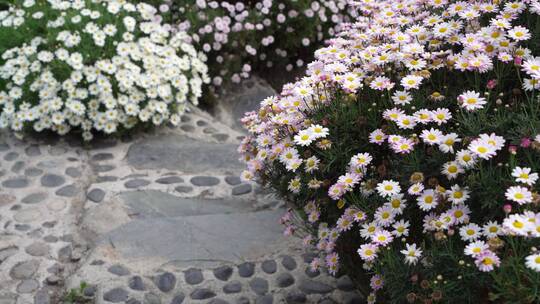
[513,221,524,229]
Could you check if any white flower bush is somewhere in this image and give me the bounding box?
[0,0,209,140]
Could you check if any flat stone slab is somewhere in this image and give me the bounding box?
[119,190,253,218]
[97,210,287,268]
[126,135,243,173]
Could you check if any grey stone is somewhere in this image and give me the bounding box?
[129,276,145,291]
[190,288,216,300]
[83,285,97,297]
[184,268,203,285]
[276,273,295,288]
[0,142,9,151]
[37,160,63,168]
[2,178,29,188]
[285,292,306,303]
[255,295,273,304]
[95,210,286,269]
[214,266,233,281]
[40,174,65,187]
[223,281,242,294]
[156,176,184,184]
[127,299,142,304]
[90,260,105,266]
[125,179,151,189]
[175,186,193,193]
[108,264,130,276]
[337,276,355,291]
[25,167,43,177]
[249,278,269,295]
[298,280,334,294]
[96,175,118,183]
[238,262,255,278]
[25,242,49,256]
[55,184,78,197]
[302,253,317,263]
[237,297,250,304]
[22,193,47,204]
[181,124,195,132]
[17,279,39,293]
[43,223,56,229]
[170,293,185,304]
[196,120,208,126]
[103,288,129,302]
[225,176,242,186]
[15,224,30,231]
[93,164,115,172]
[210,300,230,304]
[203,127,217,134]
[25,145,41,157]
[4,152,18,161]
[214,76,276,131]
[34,289,50,304]
[46,275,60,285]
[65,167,81,178]
[190,176,220,186]
[282,256,297,270]
[261,260,277,274]
[49,146,67,156]
[11,161,25,173]
[87,188,105,203]
[232,184,252,196]
[155,272,176,292]
[144,293,161,304]
[43,236,58,243]
[10,260,39,279]
[126,135,244,173]
[181,115,191,122]
[92,153,114,161]
[212,134,229,142]
[57,246,72,263]
[119,190,252,219]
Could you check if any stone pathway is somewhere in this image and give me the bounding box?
[0,80,362,304]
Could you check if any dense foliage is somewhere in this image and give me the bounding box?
[148,0,355,90]
[0,0,208,140]
[240,0,540,302]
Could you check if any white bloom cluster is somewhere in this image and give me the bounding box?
[0,0,209,140]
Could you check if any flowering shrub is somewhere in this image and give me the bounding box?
[154,0,354,89]
[0,0,209,140]
[240,0,540,302]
